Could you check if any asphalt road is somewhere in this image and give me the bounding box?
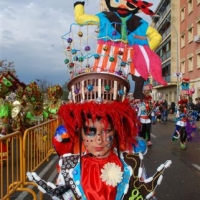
[12,119,200,200]
[148,120,200,200]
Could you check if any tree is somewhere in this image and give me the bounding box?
[0,60,16,75]
[36,78,52,93]
[61,81,69,100]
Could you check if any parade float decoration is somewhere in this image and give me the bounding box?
[180,78,195,97]
[0,71,26,163]
[24,82,48,127]
[62,0,166,100]
[45,85,63,119]
[143,78,153,94]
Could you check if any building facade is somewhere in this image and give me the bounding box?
[179,0,200,100]
[152,0,200,103]
[152,0,180,104]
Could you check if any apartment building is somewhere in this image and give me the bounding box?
[152,0,200,103]
[152,0,180,103]
[180,0,200,99]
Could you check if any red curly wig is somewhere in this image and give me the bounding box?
[58,100,139,152]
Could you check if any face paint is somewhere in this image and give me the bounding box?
[82,119,114,158]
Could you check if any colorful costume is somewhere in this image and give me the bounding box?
[45,85,63,119]
[27,101,171,200]
[137,95,155,146]
[73,0,166,98]
[27,1,172,199]
[24,82,48,127]
[172,99,189,149]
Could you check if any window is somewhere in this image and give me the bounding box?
[181,33,185,48]
[187,54,193,71]
[196,50,200,69]
[166,42,170,51]
[188,25,193,43]
[181,7,185,21]
[188,0,193,14]
[180,59,185,74]
[196,19,200,35]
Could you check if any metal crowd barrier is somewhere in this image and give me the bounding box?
[0,119,59,200]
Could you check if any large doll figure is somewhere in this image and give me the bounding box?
[74,0,166,99]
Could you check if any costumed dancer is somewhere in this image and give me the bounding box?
[137,93,155,146]
[172,98,198,149]
[73,0,166,99]
[26,1,172,199]
[27,99,172,200]
[172,99,188,149]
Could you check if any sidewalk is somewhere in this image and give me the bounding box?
[167,114,200,130]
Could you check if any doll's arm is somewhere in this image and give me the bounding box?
[74,1,99,25]
[146,26,162,51]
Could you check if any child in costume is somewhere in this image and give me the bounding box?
[26,1,172,199]
[27,99,171,200]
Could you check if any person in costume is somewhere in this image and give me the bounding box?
[27,100,172,200]
[26,1,172,199]
[137,93,155,146]
[172,99,189,149]
[73,0,166,99]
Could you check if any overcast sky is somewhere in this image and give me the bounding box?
[0,0,161,86]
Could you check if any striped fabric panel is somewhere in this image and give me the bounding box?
[93,43,135,76]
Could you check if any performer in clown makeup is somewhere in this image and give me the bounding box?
[82,118,115,158]
[26,1,172,199]
[74,0,166,99]
[27,101,172,200]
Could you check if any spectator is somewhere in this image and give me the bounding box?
[169,101,175,114]
[161,100,168,122]
[188,97,196,110]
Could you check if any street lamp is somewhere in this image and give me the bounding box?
[153,15,180,103]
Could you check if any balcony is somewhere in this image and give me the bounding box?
[152,75,171,86]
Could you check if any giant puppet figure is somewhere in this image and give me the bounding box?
[74,0,166,99]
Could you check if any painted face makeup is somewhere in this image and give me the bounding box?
[82,119,114,158]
